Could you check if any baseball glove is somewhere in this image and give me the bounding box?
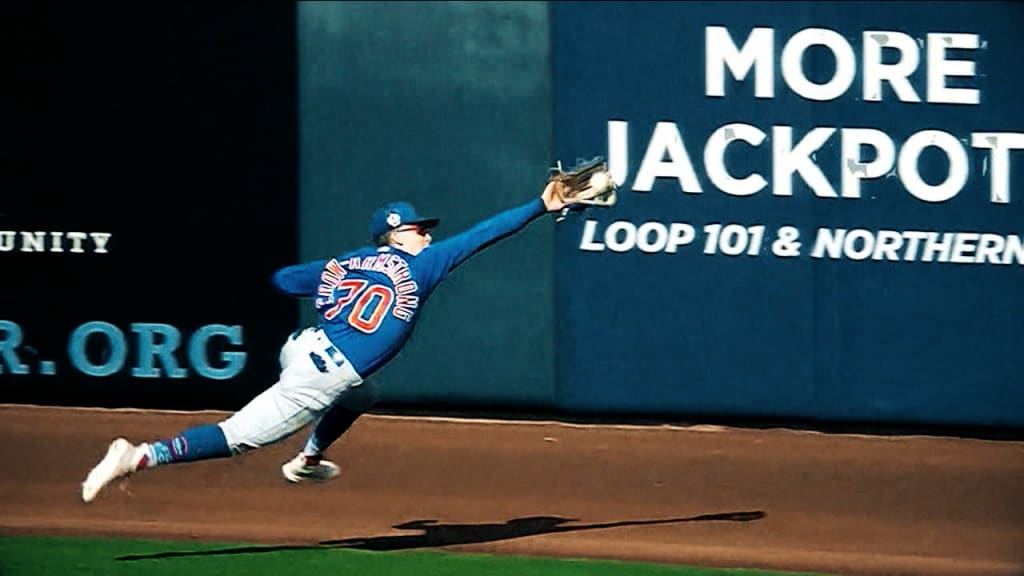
[547,156,617,221]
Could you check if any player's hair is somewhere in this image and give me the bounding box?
[375,232,393,247]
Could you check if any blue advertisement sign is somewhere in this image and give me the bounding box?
[551,1,1024,426]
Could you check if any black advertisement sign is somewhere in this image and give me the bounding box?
[1,5,299,410]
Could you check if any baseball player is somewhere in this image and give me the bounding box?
[81,180,578,502]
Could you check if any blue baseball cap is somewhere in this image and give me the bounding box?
[369,201,440,240]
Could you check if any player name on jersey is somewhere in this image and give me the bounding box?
[316,253,420,323]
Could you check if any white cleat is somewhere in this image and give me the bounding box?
[81,438,138,503]
[281,453,340,483]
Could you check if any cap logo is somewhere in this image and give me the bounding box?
[386,212,402,227]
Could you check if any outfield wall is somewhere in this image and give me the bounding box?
[295,2,558,409]
[3,2,1021,429]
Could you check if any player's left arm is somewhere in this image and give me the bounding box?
[428,197,547,275]
[271,258,329,297]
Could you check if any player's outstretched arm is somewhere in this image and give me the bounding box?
[427,177,571,277]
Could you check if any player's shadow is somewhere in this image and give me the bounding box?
[116,510,766,560]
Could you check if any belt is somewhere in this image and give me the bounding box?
[318,339,346,368]
[292,327,347,373]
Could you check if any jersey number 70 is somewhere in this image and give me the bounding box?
[321,279,393,333]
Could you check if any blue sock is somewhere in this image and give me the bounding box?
[141,424,231,467]
[303,405,363,456]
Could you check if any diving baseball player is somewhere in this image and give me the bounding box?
[81,180,579,502]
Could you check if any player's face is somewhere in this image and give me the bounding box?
[391,225,432,255]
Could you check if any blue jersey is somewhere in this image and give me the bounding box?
[271,198,546,377]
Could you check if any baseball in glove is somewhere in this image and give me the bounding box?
[547,156,618,221]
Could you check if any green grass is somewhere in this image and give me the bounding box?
[0,536,828,576]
